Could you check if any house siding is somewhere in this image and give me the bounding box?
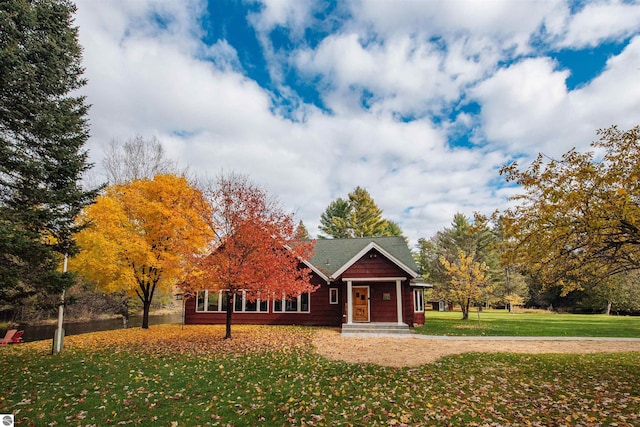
[340,249,406,278]
[184,273,341,327]
[368,282,398,322]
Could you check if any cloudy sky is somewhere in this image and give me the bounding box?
[73,0,640,246]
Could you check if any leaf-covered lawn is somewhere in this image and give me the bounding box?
[415,310,640,337]
[2,324,639,426]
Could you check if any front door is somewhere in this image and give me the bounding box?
[352,286,369,322]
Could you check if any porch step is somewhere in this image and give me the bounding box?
[341,322,413,337]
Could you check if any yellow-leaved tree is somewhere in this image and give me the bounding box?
[500,125,640,294]
[440,250,491,320]
[72,174,214,328]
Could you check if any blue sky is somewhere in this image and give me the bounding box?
[74,0,640,245]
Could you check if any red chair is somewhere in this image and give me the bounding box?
[1,329,17,346]
[10,330,24,344]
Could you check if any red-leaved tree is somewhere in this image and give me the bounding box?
[186,172,316,339]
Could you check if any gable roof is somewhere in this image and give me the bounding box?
[306,236,419,281]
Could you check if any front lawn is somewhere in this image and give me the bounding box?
[2,324,640,426]
[414,309,640,337]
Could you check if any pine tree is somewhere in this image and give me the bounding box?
[348,187,388,238]
[0,0,99,304]
[318,187,404,239]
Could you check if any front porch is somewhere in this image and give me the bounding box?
[341,322,412,336]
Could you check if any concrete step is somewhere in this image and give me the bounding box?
[341,323,412,336]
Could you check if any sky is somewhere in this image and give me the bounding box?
[73,0,640,247]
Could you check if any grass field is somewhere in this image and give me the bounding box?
[413,309,640,337]
[2,324,640,426]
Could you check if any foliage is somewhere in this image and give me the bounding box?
[72,174,213,328]
[417,213,506,311]
[576,271,640,315]
[2,325,640,426]
[500,125,640,293]
[440,250,492,320]
[295,220,311,241]
[318,187,404,239]
[189,172,316,339]
[102,135,177,184]
[0,0,99,305]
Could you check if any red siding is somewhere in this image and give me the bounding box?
[341,249,407,279]
[369,282,398,322]
[184,273,342,327]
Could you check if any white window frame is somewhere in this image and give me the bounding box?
[329,288,339,305]
[195,290,227,312]
[413,289,424,313]
[233,291,269,313]
[273,292,311,313]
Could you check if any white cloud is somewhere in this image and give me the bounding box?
[471,35,640,160]
[470,57,571,153]
[73,0,640,247]
[352,0,563,53]
[558,0,640,48]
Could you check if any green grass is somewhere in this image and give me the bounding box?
[1,325,640,426]
[413,309,640,337]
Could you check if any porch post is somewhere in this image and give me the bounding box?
[346,280,353,324]
[396,279,403,325]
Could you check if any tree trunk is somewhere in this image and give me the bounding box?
[142,300,151,329]
[605,301,612,316]
[461,300,470,320]
[225,292,233,339]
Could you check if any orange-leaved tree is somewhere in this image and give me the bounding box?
[185,172,316,339]
[72,174,214,328]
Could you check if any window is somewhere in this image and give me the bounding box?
[413,289,424,313]
[273,293,311,313]
[329,288,338,304]
[196,290,226,312]
[196,290,265,312]
[233,291,269,313]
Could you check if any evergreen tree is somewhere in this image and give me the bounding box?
[418,213,504,313]
[318,187,404,239]
[348,187,388,238]
[0,0,99,304]
[294,220,311,241]
[319,198,351,238]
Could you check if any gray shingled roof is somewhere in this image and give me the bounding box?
[307,236,418,279]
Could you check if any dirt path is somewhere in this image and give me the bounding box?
[312,329,640,367]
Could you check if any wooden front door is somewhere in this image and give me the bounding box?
[352,286,369,322]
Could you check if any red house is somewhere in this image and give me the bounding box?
[184,236,426,333]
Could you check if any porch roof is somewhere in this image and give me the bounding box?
[306,236,419,280]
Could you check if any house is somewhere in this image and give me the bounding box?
[184,236,427,331]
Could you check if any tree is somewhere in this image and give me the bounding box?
[319,198,351,238]
[72,174,214,328]
[295,220,311,241]
[348,187,388,237]
[417,213,503,312]
[440,250,491,320]
[189,172,316,339]
[102,135,177,184]
[0,0,99,305]
[318,187,404,238]
[96,134,180,321]
[577,271,640,315]
[500,125,640,294]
